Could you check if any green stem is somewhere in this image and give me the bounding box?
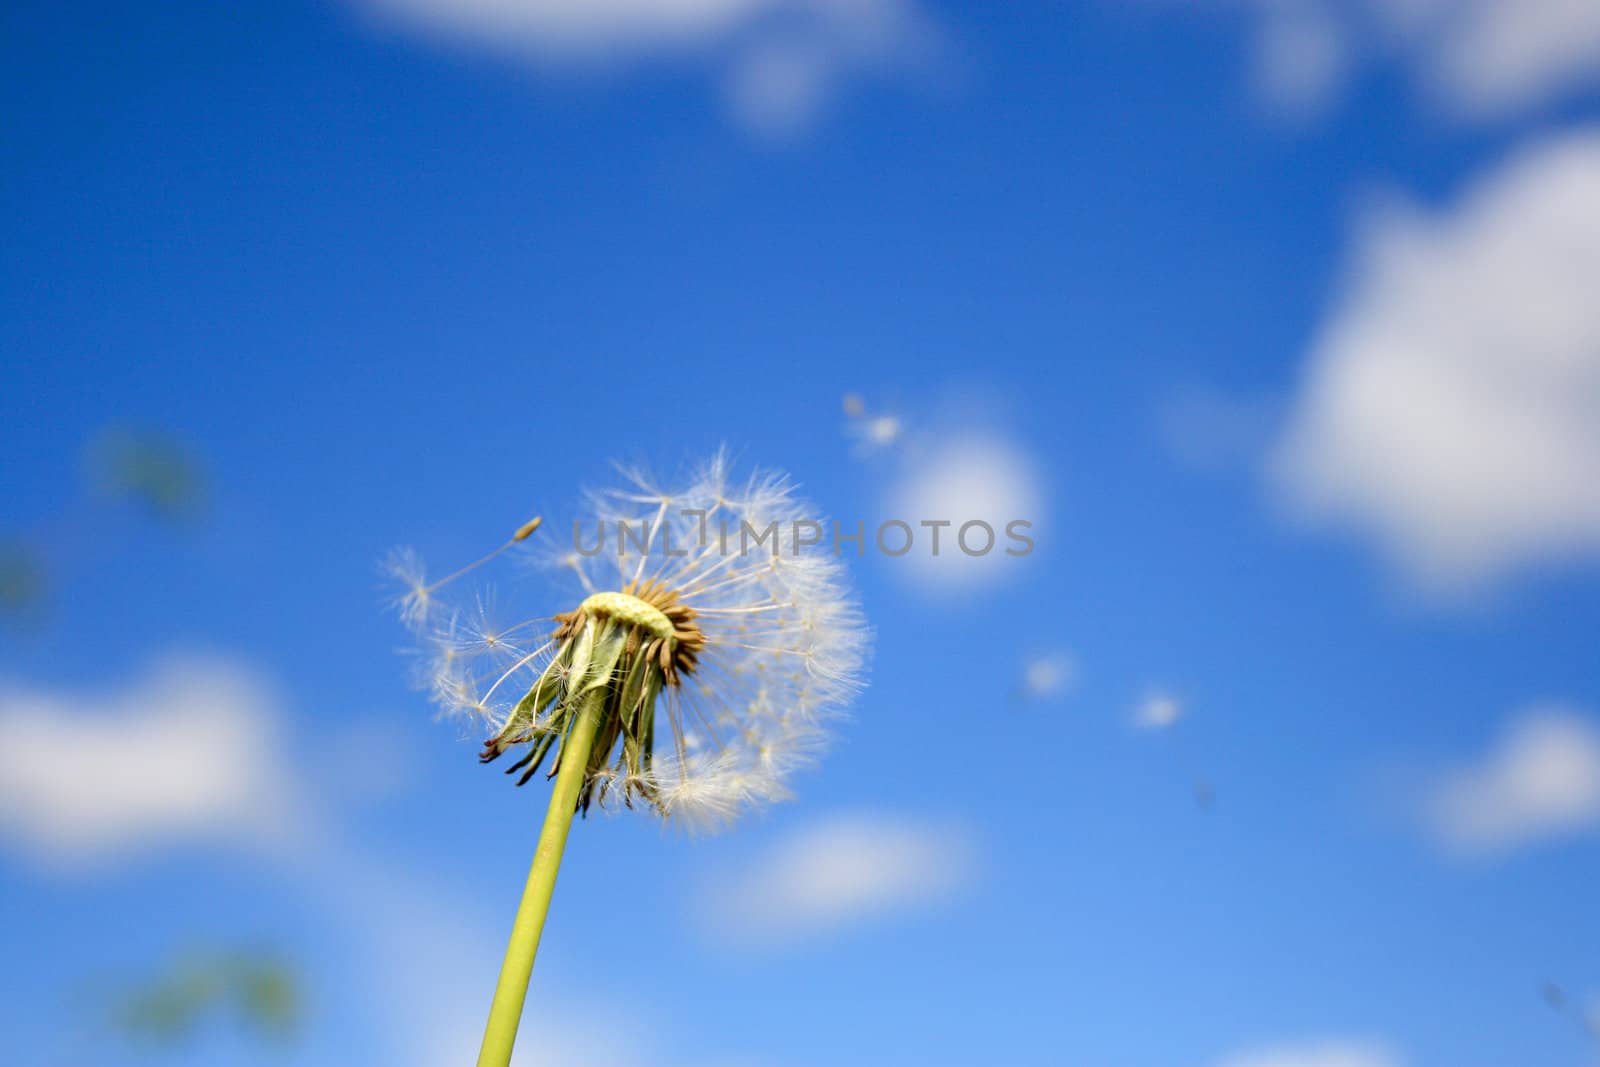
[476,690,604,1067]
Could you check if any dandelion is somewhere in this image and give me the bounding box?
[388,454,867,1067]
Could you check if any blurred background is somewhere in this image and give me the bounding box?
[3,2,1600,1065]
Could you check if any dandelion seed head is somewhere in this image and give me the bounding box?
[390,456,869,829]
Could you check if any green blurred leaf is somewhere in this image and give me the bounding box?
[85,428,207,522]
[0,541,45,615]
[230,956,301,1040]
[105,948,301,1049]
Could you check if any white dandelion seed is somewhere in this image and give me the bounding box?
[1133,690,1183,730]
[382,546,435,630]
[841,393,904,454]
[391,455,869,830]
[862,414,903,448]
[1019,651,1075,701]
[383,517,542,631]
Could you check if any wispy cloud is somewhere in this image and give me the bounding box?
[1417,707,1600,858]
[1379,0,1600,119]
[1270,130,1600,593]
[700,811,977,946]
[1206,0,1600,121]
[1231,0,1352,119]
[1216,1039,1404,1067]
[883,433,1044,593]
[352,0,940,135]
[0,654,310,870]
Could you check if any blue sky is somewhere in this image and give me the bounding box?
[4,2,1600,1066]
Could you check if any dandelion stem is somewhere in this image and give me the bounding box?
[475,687,604,1067]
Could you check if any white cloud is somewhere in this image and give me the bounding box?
[1420,707,1600,857]
[702,811,976,945]
[726,36,837,136]
[0,655,307,869]
[1270,130,1600,592]
[1217,1039,1404,1067]
[1214,0,1600,120]
[363,0,769,53]
[355,0,937,134]
[1133,690,1183,730]
[1242,0,1352,118]
[1375,0,1600,120]
[884,433,1044,592]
